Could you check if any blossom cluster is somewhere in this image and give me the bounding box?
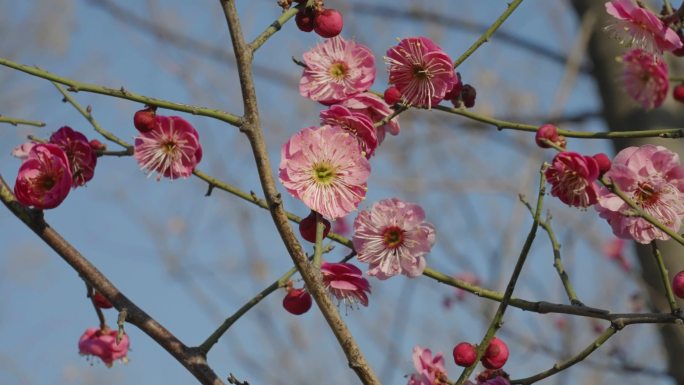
[543,142,684,244]
[281,34,452,312]
[604,0,683,109]
[12,126,98,209]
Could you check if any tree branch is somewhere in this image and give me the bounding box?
[0,175,225,385]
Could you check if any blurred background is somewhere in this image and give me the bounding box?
[1,1,682,384]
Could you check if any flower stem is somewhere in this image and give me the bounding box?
[197,265,298,354]
[541,216,581,305]
[0,56,242,127]
[455,166,546,385]
[510,326,618,385]
[51,82,133,151]
[249,5,299,52]
[651,241,681,314]
[313,212,325,268]
[434,104,684,139]
[452,0,525,68]
[0,115,45,127]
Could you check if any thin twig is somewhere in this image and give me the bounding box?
[249,4,299,52]
[51,82,133,151]
[452,0,525,68]
[455,166,546,385]
[434,104,684,139]
[651,242,681,314]
[511,326,618,385]
[0,57,242,127]
[0,115,46,127]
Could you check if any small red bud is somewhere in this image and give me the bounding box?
[481,337,509,370]
[673,84,684,103]
[453,342,477,367]
[295,8,315,32]
[299,210,331,243]
[133,106,158,133]
[92,291,113,309]
[592,153,612,175]
[89,139,107,152]
[313,8,343,38]
[383,87,403,105]
[283,288,312,315]
[672,271,684,299]
[460,84,476,108]
[535,124,560,148]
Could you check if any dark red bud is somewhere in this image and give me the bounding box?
[133,106,158,133]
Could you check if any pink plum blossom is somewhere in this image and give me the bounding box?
[14,143,72,209]
[621,49,669,110]
[78,327,129,367]
[353,198,436,279]
[49,126,97,187]
[320,104,378,158]
[320,262,371,307]
[11,142,37,160]
[545,152,600,208]
[605,0,682,55]
[407,346,448,385]
[385,36,456,108]
[299,36,376,105]
[339,92,400,144]
[279,125,370,220]
[596,145,684,244]
[134,115,203,180]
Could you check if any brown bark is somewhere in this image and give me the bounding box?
[571,1,684,383]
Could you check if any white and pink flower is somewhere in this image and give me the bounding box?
[299,36,376,105]
[385,36,456,108]
[605,0,682,55]
[279,125,370,220]
[596,145,684,244]
[134,115,203,180]
[621,49,669,110]
[353,198,435,279]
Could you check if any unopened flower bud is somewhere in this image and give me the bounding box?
[314,8,343,38]
[453,342,477,367]
[283,287,312,315]
[133,106,158,133]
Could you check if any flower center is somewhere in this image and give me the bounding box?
[312,162,336,185]
[412,65,429,80]
[161,141,177,154]
[37,174,56,191]
[382,226,404,248]
[635,181,660,207]
[329,62,348,80]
